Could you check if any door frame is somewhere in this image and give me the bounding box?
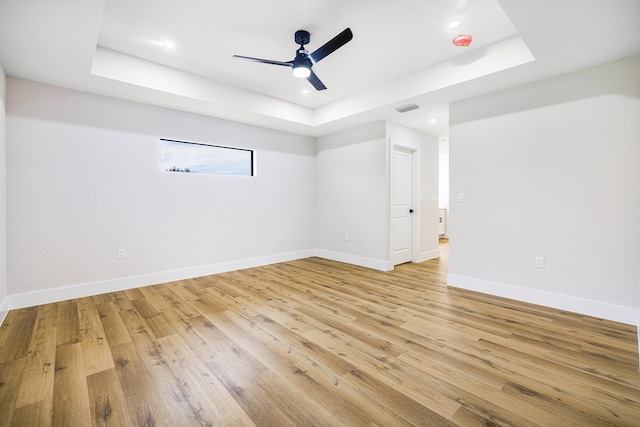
[389,139,421,266]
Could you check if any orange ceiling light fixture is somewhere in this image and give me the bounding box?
[453,34,473,47]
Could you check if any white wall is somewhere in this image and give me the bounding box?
[0,62,7,322]
[315,122,388,269]
[439,140,450,237]
[7,78,316,307]
[438,140,449,211]
[448,55,640,325]
[315,121,440,270]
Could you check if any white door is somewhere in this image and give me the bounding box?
[392,146,414,265]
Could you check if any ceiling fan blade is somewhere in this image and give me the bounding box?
[307,70,327,91]
[232,55,292,67]
[309,28,353,64]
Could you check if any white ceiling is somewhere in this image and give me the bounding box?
[1,0,639,138]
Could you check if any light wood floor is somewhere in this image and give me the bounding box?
[0,241,639,426]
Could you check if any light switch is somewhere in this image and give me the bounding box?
[458,192,466,202]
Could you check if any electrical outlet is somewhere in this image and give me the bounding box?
[345,233,350,241]
[535,256,545,269]
[117,249,126,260]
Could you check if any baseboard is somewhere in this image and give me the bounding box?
[0,296,8,327]
[7,249,314,310]
[447,274,638,326]
[637,310,640,370]
[417,249,440,263]
[314,249,393,272]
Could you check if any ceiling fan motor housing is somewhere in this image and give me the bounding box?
[295,30,311,46]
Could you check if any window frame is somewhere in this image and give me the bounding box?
[160,138,254,177]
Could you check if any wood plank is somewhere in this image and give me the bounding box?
[131,297,176,339]
[86,368,133,426]
[95,302,131,347]
[52,343,92,426]
[0,307,38,364]
[93,292,134,312]
[11,399,51,427]
[110,341,175,426]
[14,330,56,408]
[77,297,115,376]
[0,358,27,425]
[14,303,57,408]
[55,300,81,347]
[123,287,145,301]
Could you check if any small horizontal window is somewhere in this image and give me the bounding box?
[160,139,253,176]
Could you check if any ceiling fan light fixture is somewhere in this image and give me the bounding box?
[292,55,312,79]
[292,64,311,79]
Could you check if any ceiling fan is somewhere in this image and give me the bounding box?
[233,28,353,91]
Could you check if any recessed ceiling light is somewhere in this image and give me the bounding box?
[429,117,438,123]
[302,89,310,95]
[448,20,461,29]
[159,41,176,50]
[148,40,176,50]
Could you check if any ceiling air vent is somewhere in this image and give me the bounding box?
[394,103,421,113]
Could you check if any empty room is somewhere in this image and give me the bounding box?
[0,0,639,425]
